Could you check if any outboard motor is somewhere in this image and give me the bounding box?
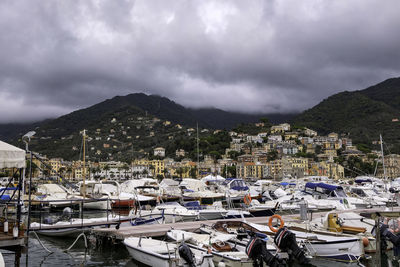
[246,236,286,267]
[373,223,400,252]
[380,224,400,246]
[274,227,310,265]
[178,243,196,267]
[60,207,72,221]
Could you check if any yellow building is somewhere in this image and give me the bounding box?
[49,158,62,175]
[324,148,337,157]
[31,156,46,177]
[133,159,151,166]
[290,157,309,173]
[308,161,344,180]
[381,154,400,179]
[284,132,299,140]
[268,159,283,179]
[74,167,83,179]
[236,162,266,179]
[270,123,291,134]
[328,132,339,141]
[150,160,165,178]
[169,161,195,178]
[306,144,315,154]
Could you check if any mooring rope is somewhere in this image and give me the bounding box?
[31,231,88,253]
[32,231,53,253]
[64,232,88,251]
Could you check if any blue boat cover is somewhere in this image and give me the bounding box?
[184,201,200,207]
[0,187,18,192]
[0,195,11,201]
[280,182,296,186]
[305,182,340,192]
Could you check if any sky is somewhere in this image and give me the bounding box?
[1,0,400,123]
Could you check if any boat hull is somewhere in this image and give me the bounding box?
[131,216,164,226]
[303,239,363,262]
[198,211,227,220]
[35,227,87,237]
[248,208,275,217]
[125,245,177,267]
[112,199,135,209]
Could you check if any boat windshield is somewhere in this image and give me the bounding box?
[363,189,376,196]
[335,189,347,198]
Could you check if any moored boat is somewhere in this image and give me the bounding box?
[123,237,215,267]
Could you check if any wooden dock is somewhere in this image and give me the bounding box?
[0,233,27,248]
[30,216,131,231]
[91,216,297,240]
[91,207,400,241]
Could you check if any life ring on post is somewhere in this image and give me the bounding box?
[243,194,252,205]
[268,214,284,233]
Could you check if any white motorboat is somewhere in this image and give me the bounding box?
[30,214,131,237]
[123,237,215,267]
[35,184,79,208]
[181,178,225,205]
[246,222,364,262]
[184,201,227,220]
[135,202,199,223]
[167,229,254,267]
[74,180,112,210]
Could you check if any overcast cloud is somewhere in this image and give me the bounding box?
[0,0,399,123]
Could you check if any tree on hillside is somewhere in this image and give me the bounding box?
[267,151,278,161]
[59,167,66,177]
[163,168,169,178]
[176,167,184,179]
[222,165,237,178]
[189,167,198,178]
[156,174,164,182]
[67,166,73,179]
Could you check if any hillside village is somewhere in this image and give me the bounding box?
[5,117,399,182]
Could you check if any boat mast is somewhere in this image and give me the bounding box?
[380,134,387,190]
[82,129,87,198]
[197,122,199,178]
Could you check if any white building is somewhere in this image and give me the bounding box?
[268,135,283,142]
[154,147,166,157]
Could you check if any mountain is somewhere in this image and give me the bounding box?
[293,77,400,152]
[0,93,294,160]
[0,93,294,142]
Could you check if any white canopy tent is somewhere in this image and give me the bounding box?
[0,140,26,169]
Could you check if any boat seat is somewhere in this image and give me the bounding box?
[341,225,366,234]
[149,245,177,254]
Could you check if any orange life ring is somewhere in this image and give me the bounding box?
[243,194,252,205]
[268,214,284,233]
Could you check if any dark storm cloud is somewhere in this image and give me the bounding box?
[0,0,400,123]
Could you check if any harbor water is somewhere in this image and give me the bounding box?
[1,208,399,266]
[1,235,397,266]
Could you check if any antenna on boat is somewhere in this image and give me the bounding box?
[380,134,388,191]
[82,129,87,198]
[197,122,199,178]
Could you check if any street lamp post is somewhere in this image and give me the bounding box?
[22,131,35,236]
